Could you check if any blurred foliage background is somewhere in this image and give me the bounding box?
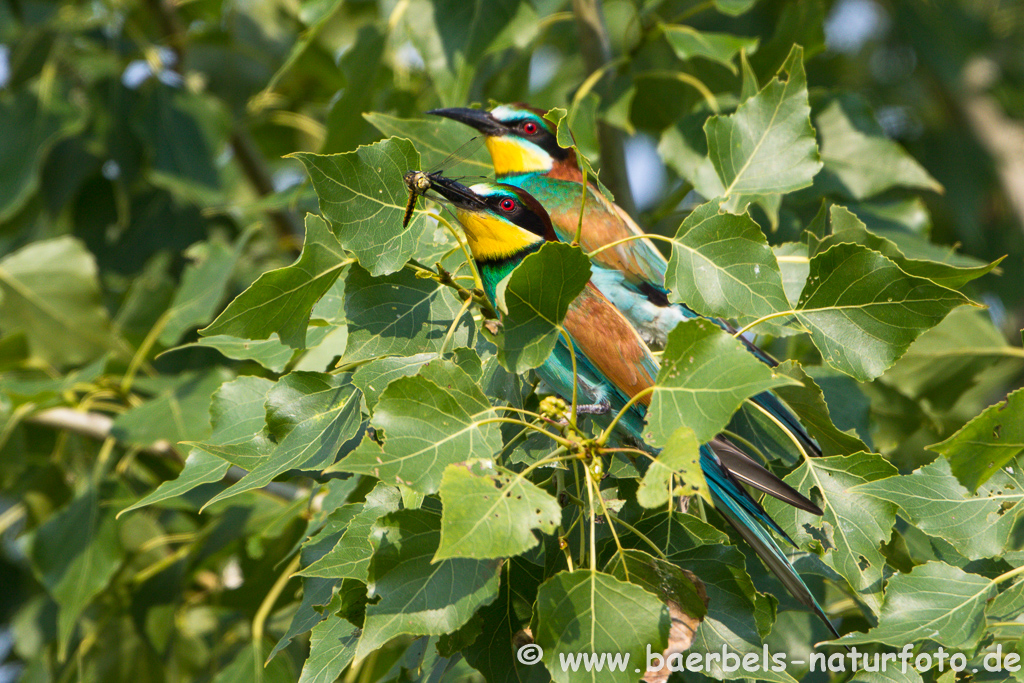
[2,0,1024,681]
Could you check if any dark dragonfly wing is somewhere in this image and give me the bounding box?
[402,135,487,228]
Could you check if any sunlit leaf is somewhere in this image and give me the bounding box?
[333,361,501,493]
[201,215,347,348]
[665,199,790,329]
[853,457,1024,560]
[705,45,821,217]
[340,265,475,366]
[494,242,592,373]
[293,138,434,276]
[763,453,899,615]
[647,319,798,446]
[436,459,560,560]
[300,483,402,580]
[637,425,710,508]
[929,388,1024,492]
[534,570,668,683]
[837,562,996,649]
[793,242,973,381]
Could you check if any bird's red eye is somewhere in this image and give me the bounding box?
[499,198,516,212]
[523,121,538,135]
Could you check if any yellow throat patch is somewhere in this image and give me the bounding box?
[485,137,553,176]
[454,210,541,261]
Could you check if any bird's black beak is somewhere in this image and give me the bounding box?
[426,174,487,212]
[427,107,507,136]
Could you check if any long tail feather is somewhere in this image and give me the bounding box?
[701,445,840,638]
[710,438,822,515]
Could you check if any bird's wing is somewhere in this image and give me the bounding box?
[561,283,660,409]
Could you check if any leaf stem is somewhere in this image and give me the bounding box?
[426,210,485,294]
[732,308,799,338]
[605,511,668,561]
[254,553,301,666]
[573,165,588,246]
[560,328,580,428]
[440,296,473,356]
[475,417,576,449]
[586,232,676,260]
[121,309,169,393]
[596,387,654,446]
[994,563,1024,586]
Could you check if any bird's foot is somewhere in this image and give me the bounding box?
[576,399,611,416]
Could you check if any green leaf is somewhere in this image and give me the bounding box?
[436,459,561,560]
[159,236,247,346]
[705,45,821,217]
[658,112,727,206]
[534,570,668,683]
[321,25,385,154]
[0,237,114,367]
[300,483,402,580]
[201,215,347,348]
[355,507,502,661]
[855,457,1024,560]
[364,112,493,174]
[623,513,793,681]
[663,24,759,74]
[340,265,475,366]
[544,106,613,201]
[31,486,124,658]
[112,369,230,448]
[930,388,1024,491]
[763,453,898,615]
[0,91,83,222]
[793,242,973,381]
[773,242,809,307]
[665,199,791,328]
[212,641,295,683]
[186,375,278,472]
[293,138,435,276]
[815,94,942,200]
[646,319,797,446]
[298,613,360,683]
[637,426,710,508]
[881,307,1024,414]
[837,562,996,649]
[604,549,707,623]
[352,353,440,409]
[715,0,758,17]
[181,334,296,373]
[463,556,549,683]
[202,373,362,508]
[494,242,592,373]
[809,206,1001,290]
[771,361,869,456]
[333,361,501,494]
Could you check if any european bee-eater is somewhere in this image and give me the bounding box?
[429,103,821,461]
[424,173,839,638]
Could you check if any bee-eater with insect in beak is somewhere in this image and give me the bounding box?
[429,103,822,462]
[424,173,840,638]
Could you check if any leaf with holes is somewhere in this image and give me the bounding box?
[436,459,560,560]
